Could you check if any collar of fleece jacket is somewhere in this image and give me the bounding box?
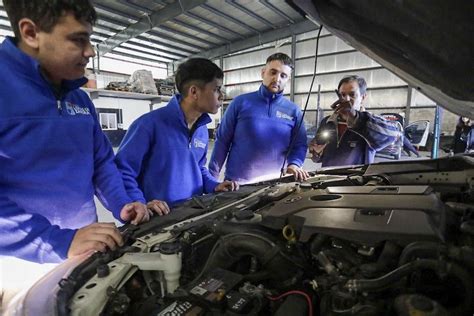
[257,83,284,103]
[167,93,212,131]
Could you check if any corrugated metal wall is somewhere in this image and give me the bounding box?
[219,28,459,133]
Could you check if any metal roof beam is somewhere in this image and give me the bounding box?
[107,49,169,64]
[114,46,174,62]
[116,0,153,15]
[184,12,244,39]
[97,0,207,56]
[157,24,215,47]
[93,23,195,55]
[131,37,190,57]
[120,42,182,60]
[201,4,259,34]
[94,2,140,21]
[97,14,129,28]
[135,35,195,55]
[183,20,318,62]
[224,0,277,29]
[258,0,295,24]
[171,18,230,43]
[0,25,11,32]
[150,0,167,5]
[148,30,204,51]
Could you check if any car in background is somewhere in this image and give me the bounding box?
[305,125,317,145]
[375,113,404,160]
[405,120,430,149]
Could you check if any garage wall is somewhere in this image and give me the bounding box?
[219,28,459,135]
[90,97,151,130]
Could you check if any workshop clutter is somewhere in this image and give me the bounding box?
[103,70,175,96]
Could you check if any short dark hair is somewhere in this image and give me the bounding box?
[3,0,97,38]
[266,53,294,70]
[338,75,368,95]
[175,58,223,96]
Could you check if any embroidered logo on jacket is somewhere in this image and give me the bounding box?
[193,138,206,149]
[276,110,294,121]
[65,102,91,115]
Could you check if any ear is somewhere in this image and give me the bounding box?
[361,93,367,103]
[189,85,199,100]
[18,18,40,49]
[261,66,266,79]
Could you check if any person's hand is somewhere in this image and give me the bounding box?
[68,222,123,258]
[309,141,327,162]
[286,164,309,181]
[330,98,357,122]
[120,201,149,225]
[147,199,170,216]
[215,180,239,192]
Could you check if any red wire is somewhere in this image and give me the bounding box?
[267,290,313,316]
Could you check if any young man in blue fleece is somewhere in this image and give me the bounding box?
[309,75,399,167]
[115,58,238,211]
[0,0,156,265]
[209,53,309,184]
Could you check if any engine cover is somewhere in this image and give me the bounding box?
[261,185,446,245]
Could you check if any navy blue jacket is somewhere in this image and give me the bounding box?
[115,95,220,206]
[209,84,307,184]
[314,112,399,167]
[0,37,132,263]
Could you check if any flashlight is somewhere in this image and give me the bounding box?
[315,130,331,144]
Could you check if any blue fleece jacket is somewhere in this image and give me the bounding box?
[209,84,307,184]
[314,112,400,167]
[115,95,220,206]
[0,37,132,263]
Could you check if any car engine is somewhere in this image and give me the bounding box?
[56,156,474,316]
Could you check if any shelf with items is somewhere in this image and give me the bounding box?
[82,88,172,105]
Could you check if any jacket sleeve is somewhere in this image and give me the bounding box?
[350,111,400,151]
[114,119,150,204]
[0,194,76,263]
[89,104,133,221]
[208,100,238,178]
[287,109,308,167]
[310,118,330,163]
[199,141,220,193]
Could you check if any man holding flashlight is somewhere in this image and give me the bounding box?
[309,75,399,167]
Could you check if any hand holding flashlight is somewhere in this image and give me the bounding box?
[309,138,327,161]
[331,89,356,121]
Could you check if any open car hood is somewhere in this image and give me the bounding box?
[290,0,474,117]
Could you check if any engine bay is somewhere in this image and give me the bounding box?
[57,156,474,316]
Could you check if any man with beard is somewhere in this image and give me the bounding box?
[209,53,309,184]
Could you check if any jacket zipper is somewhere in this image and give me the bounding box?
[335,121,341,148]
[268,94,275,117]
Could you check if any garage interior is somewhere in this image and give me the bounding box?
[1,1,473,315]
[0,0,462,151]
